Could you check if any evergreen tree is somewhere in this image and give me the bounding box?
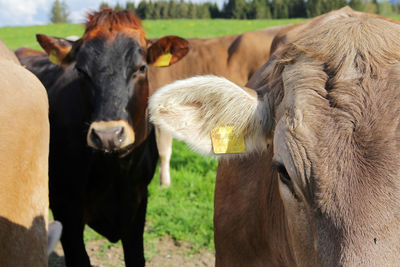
[188,2,197,18]
[136,0,154,19]
[168,0,179,18]
[197,4,211,18]
[177,0,189,18]
[152,2,162,19]
[50,0,69,23]
[271,0,289,18]
[100,2,110,9]
[349,0,363,11]
[158,1,170,18]
[207,3,221,18]
[223,0,247,19]
[306,0,323,17]
[378,1,393,16]
[321,0,334,12]
[363,1,378,13]
[126,2,135,11]
[288,0,306,18]
[136,0,147,18]
[114,3,123,11]
[336,0,347,9]
[250,0,272,19]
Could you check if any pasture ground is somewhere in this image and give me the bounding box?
[0,17,321,265]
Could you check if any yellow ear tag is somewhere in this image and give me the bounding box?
[153,52,172,67]
[211,126,246,154]
[49,50,61,66]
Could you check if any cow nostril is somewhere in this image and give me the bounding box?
[118,127,125,143]
[90,129,102,148]
[115,127,124,144]
[89,125,128,150]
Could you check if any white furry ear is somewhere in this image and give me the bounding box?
[149,75,271,156]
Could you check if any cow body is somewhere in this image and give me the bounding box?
[150,7,400,266]
[16,9,188,267]
[149,25,287,186]
[0,40,50,266]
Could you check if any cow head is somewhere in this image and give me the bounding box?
[36,8,188,153]
[149,15,400,265]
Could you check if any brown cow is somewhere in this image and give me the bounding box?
[0,40,61,266]
[149,25,288,186]
[149,8,400,266]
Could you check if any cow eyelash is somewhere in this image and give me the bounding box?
[138,65,147,73]
[272,161,299,199]
[272,161,296,191]
[76,67,89,77]
[273,162,292,186]
[129,65,147,80]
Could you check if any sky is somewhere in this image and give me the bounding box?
[0,0,224,27]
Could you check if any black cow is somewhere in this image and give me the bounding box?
[16,8,188,267]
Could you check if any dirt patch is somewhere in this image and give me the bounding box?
[49,236,214,267]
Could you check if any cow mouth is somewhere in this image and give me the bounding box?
[91,142,135,157]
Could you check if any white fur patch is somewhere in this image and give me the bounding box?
[149,75,271,156]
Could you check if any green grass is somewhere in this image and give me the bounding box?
[0,19,297,259]
[0,18,305,50]
[0,24,84,50]
[145,141,217,251]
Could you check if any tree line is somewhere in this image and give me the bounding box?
[103,0,399,20]
[51,0,399,23]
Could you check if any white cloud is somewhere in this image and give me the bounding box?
[0,0,51,26]
[0,0,225,27]
[0,0,144,26]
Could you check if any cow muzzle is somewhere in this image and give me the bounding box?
[87,120,135,152]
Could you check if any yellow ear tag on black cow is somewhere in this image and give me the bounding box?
[153,52,172,67]
[211,126,246,154]
[49,50,61,66]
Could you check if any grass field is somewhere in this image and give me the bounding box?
[0,18,307,50]
[0,18,302,263]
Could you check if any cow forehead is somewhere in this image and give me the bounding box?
[80,9,147,48]
[272,16,400,228]
[82,26,146,48]
[275,85,400,238]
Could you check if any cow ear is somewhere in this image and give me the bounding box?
[149,75,272,156]
[147,36,189,67]
[36,34,77,66]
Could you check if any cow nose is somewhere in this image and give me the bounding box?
[90,126,125,151]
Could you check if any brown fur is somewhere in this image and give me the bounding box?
[82,8,146,46]
[149,7,400,266]
[0,40,50,266]
[0,40,19,64]
[217,9,400,266]
[149,25,287,94]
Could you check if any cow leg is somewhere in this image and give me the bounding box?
[52,209,90,267]
[121,196,147,267]
[155,126,172,187]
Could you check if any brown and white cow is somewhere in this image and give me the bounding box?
[149,25,289,186]
[149,8,400,266]
[0,40,61,266]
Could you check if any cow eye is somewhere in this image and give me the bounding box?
[276,164,291,186]
[273,162,301,200]
[139,65,147,73]
[76,66,89,78]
